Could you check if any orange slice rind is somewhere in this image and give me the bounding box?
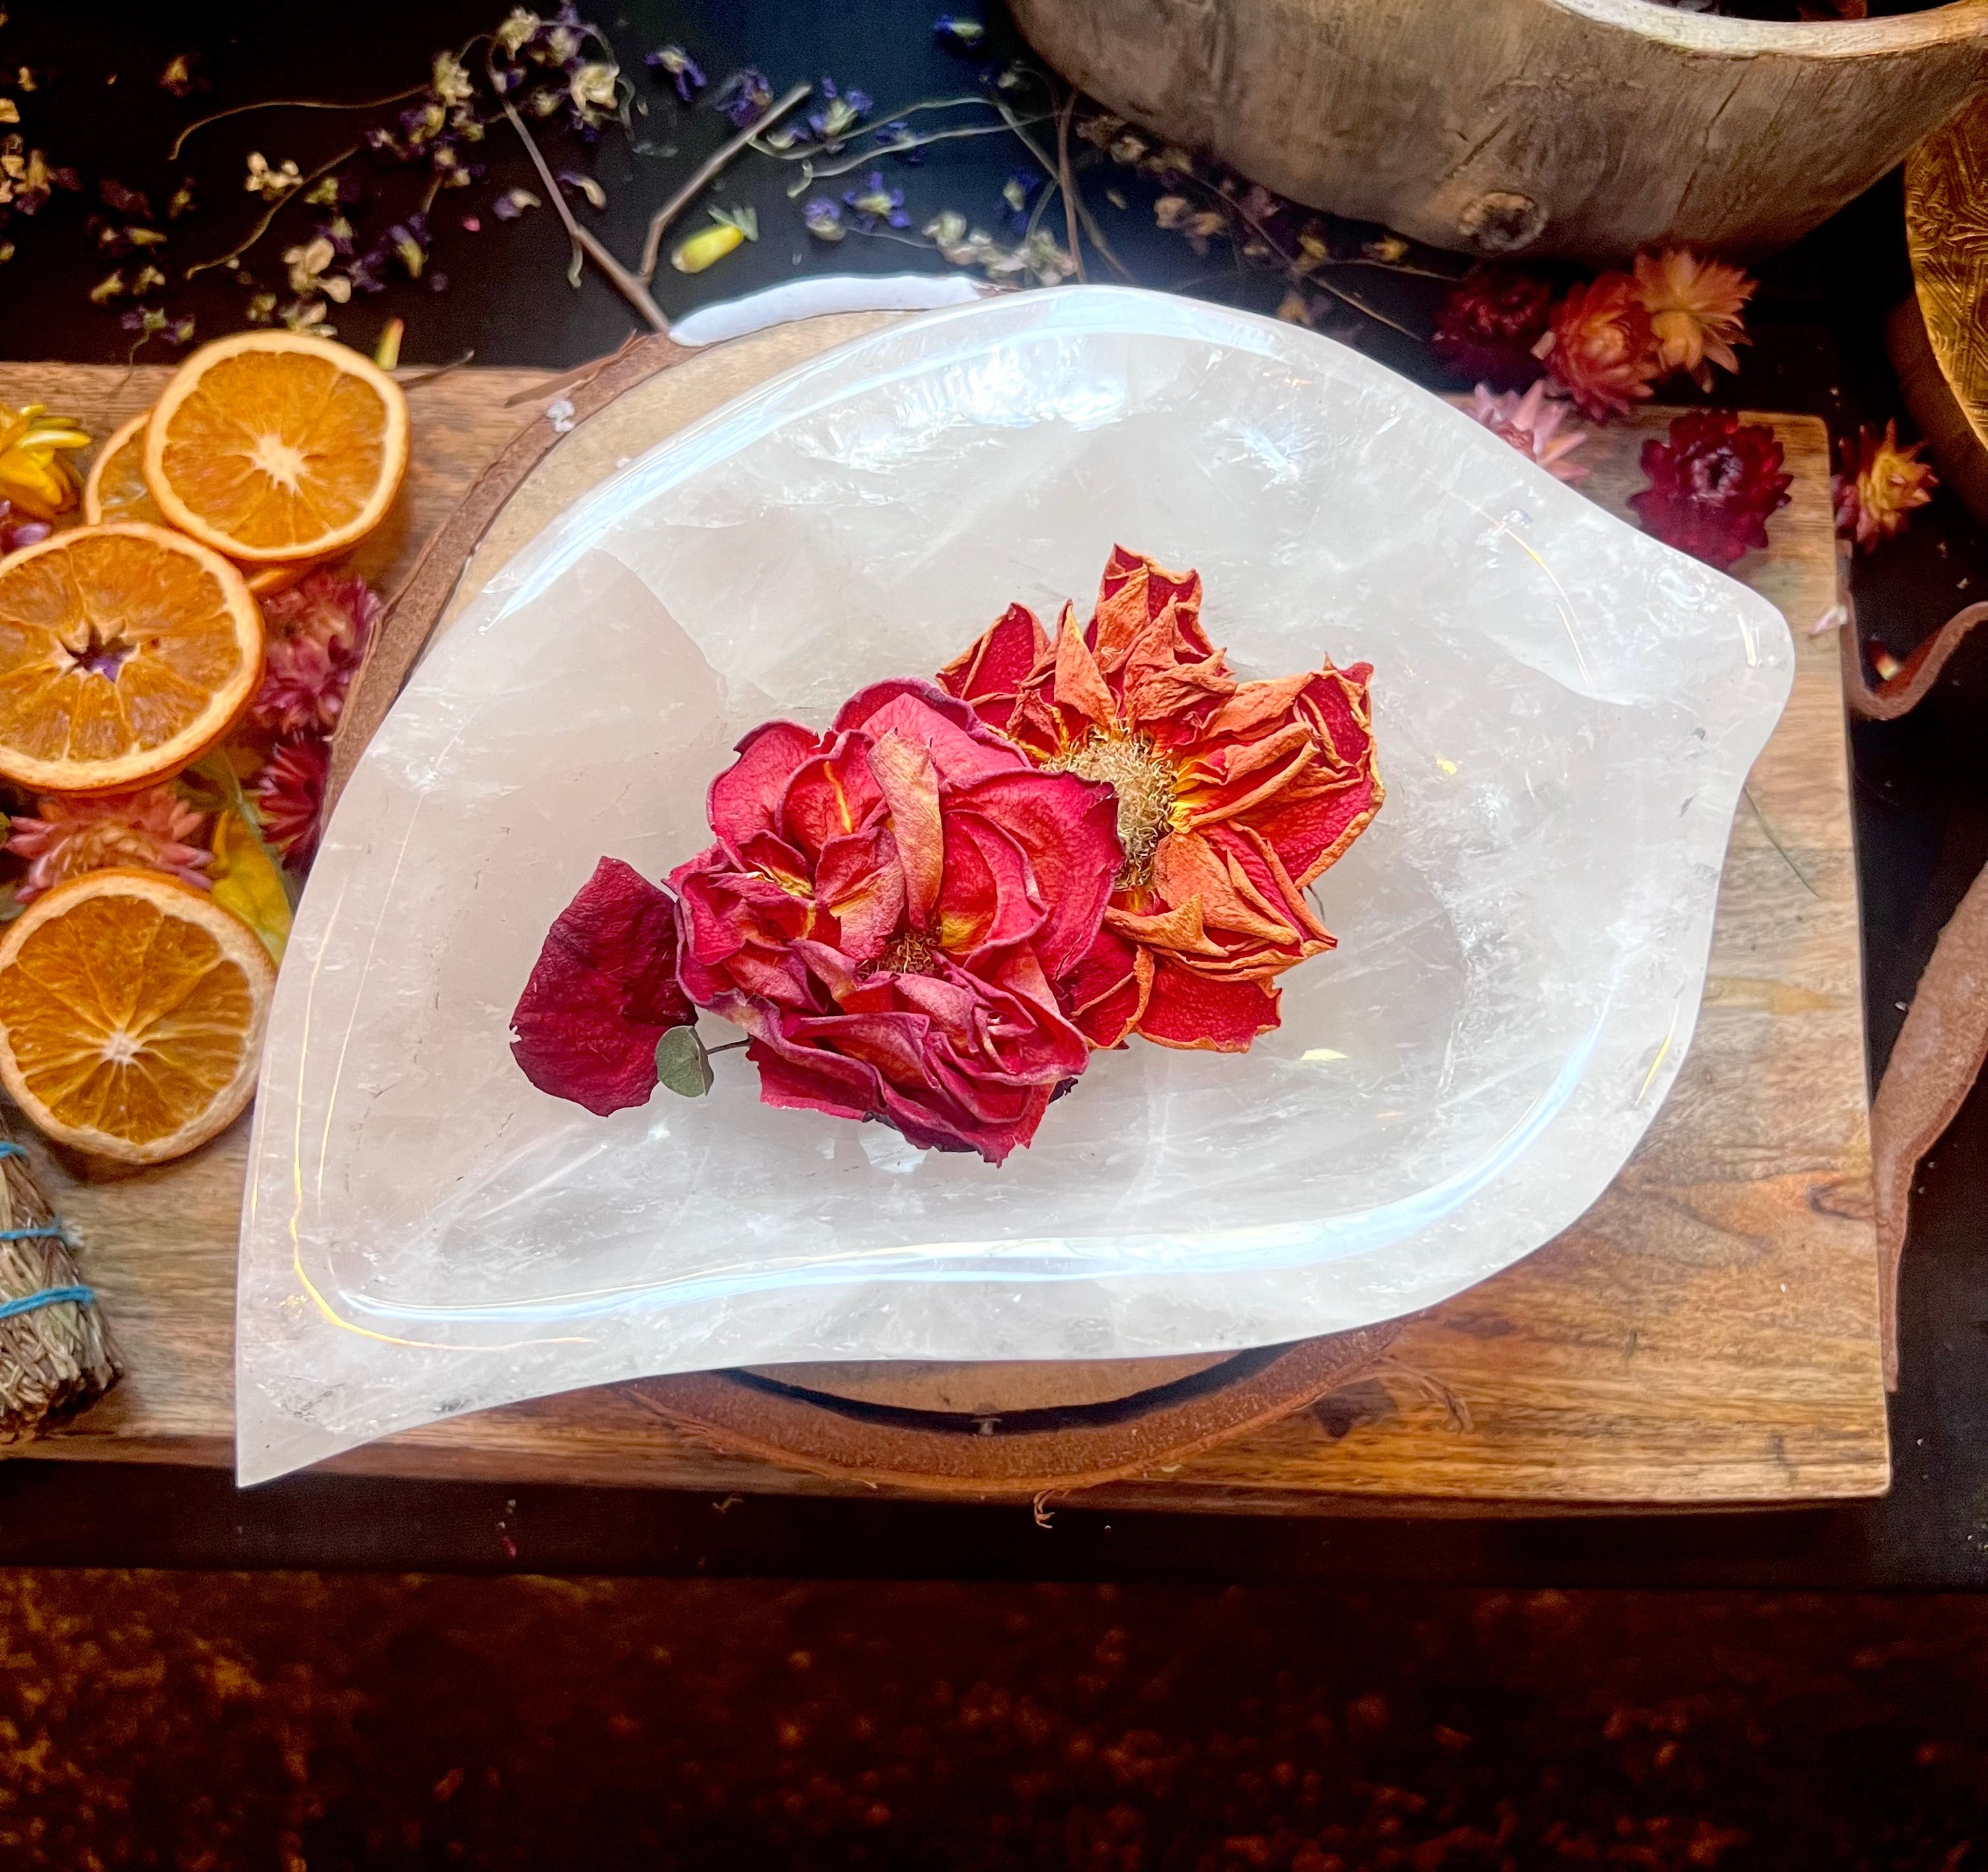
[0,522,264,793]
[0,869,275,1164]
[143,331,409,563]
[85,412,317,597]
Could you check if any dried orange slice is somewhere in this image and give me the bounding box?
[82,411,160,527]
[86,411,316,599]
[143,332,409,563]
[0,869,275,1164]
[0,522,264,793]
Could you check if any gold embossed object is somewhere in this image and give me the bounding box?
[1898,91,1988,525]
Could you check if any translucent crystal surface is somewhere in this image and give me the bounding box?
[235,288,1791,1482]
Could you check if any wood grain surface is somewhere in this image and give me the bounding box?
[0,345,1885,1510]
[1010,0,1988,261]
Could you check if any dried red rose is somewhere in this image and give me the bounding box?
[1429,268,1553,392]
[1628,410,1792,570]
[939,548,1383,1053]
[669,682,1121,1163]
[1533,273,1661,421]
[511,856,696,1117]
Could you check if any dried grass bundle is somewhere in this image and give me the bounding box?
[0,1136,118,1441]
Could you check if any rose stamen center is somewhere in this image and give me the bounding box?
[866,929,939,977]
[1045,730,1179,887]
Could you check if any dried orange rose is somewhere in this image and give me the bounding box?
[939,549,1383,1052]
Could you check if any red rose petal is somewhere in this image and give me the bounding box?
[1139,962,1282,1052]
[511,856,693,1116]
[1055,926,1152,1049]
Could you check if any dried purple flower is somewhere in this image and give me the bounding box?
[872,118,924,166]
[99,178,153,219]
[0,500,50,555]
[807,78,871,151]
[843,171,909,231]
[803,197,845,243]
[934,14,985,49]
[999,169,1041,235]
[710,67,772,128]
[644,44,705,103]
[492,187,542,222]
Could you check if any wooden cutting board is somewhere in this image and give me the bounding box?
[2,328,1886,1510]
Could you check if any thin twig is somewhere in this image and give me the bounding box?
[398,349,477,388]
[751,93,1024,162]
[991,97,1132,282]
[183,144,357,279]
[638,81,811,283]
[1056,90,1087,285]
[496,87,668,331]
[782,118,1048,185]
[167,85,429,161]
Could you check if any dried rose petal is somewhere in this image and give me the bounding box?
[669,684,1119,1163]
[511,856,694,1117]
[939,548,1383,1052]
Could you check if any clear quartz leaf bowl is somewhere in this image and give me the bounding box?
[235,287,1791,1482]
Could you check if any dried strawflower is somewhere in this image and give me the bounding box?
[1834,419,1937,552]
[939,548,1383,1051]
[255,734,330,869]
[7,787,209,901]
[1429,268,1553,392]
[1632,248,1753,390]
[1534,273,1661,421]
[251,570,381,735]
[1468,381,1590,484]
[1628,410,1791,570]
[0,404,87,520]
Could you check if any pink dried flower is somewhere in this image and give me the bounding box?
[249,570,381,736]
[1467,381,1590,484]
[7,786,210,901]
[256,734,330,870]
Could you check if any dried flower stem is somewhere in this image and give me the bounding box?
[166,84,431,161]
[636,80,811,283]
[1056,90,1088,286]
[496,87,668,332]
[183,144,357,279]
[991,96,1131,283]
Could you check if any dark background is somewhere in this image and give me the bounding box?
[4,3,1988,1864]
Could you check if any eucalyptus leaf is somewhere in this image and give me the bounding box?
[653,1024,713,1098]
